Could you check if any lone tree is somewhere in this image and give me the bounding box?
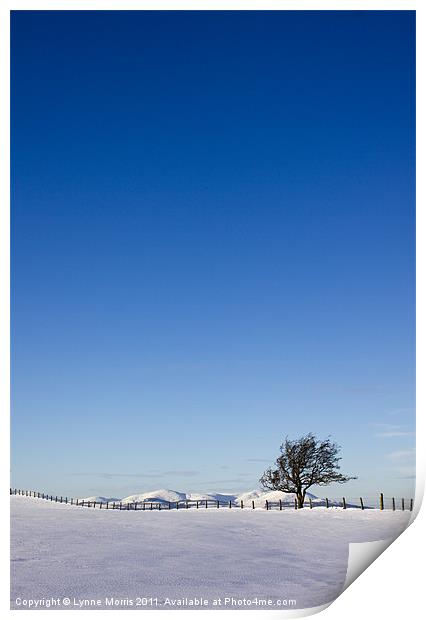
[260,433,357,508]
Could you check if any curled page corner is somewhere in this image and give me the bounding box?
[247,601,332,619]
[343,538,394,591]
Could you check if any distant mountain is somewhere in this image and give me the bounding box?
[71,488,354,508]
[121,489,187,504]
[187,492,237,503]
[235,489,321,507]
[81,496,121,503]
[112,488,335,507]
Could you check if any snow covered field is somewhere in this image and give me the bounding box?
[10,495,411,611]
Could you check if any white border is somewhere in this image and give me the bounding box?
[1,2,423,619]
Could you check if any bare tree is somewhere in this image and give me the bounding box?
[260,433,357,508]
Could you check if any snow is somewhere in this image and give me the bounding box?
[117,487,324,507]
[188,492,237,503]
[236,489,319,507]
[81,496,120,504]
[10,495,411,610]
[120,489,249,505]
[101,487,343,508]
[121,489,187,504]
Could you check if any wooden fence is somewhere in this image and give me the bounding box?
[10,488,414,512]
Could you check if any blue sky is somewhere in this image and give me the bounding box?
[11,11,415,500]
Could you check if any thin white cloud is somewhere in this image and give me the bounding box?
[386,449,415,461]
[372,423,414,438]
[387,408,415,417]
[393,466,416,478]
[376,431,415,438]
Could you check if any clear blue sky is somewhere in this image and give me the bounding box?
[11,11,415,501]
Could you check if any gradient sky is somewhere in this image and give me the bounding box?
[11,10,415,501]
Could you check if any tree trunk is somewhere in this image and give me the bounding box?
[297,491,305,509]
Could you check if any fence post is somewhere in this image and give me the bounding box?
[217,500,219,508]
[252,500,255,509]
[169,502,171,510]
[294,498,297,510]
[106,502,109,509]
[266,500,269,511]
[229,500,232,509]
[176,501,179,510]
[392,497,395,511]
[143,502,145,511]
[71,498,73,505]
[360,497,364,510]
[343,497,346,509]
[241,500,243,509]
[100,502,102,509]
[279,499,282,511]
[158,503,161,510]
[379,493,384,510]
[119,502,122,510]
[60,496,62,503]
[55,496,58,502]
[410,498,413,511]
[402,498,405,511]
[326,498,329,509]
[186,501,189,509]
[309,497,313,509]
[150,502,153,510]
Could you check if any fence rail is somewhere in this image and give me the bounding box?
[10,488,414,512]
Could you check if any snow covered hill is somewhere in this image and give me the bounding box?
[120,489,187,504]
[81,495,121,504]
[120,489,238,505]
[10,494,411,610]
[92,488,339,507]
